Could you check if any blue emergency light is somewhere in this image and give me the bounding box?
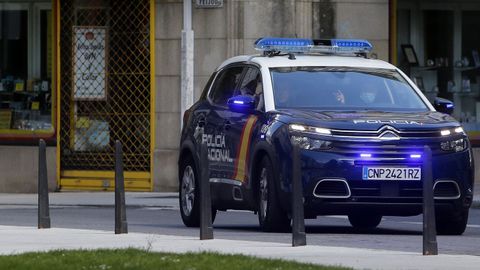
[254,37,373,55]
[254,37,313,53]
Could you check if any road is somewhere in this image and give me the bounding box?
[1,203,479,256]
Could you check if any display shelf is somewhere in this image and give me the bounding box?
[453,66,480,72]
[411,66,439,71]
[452,91,478,97]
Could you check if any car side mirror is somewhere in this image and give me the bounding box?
[227,95,255,113]
[433,97,454,115]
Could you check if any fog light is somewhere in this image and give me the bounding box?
[440,138,467,152]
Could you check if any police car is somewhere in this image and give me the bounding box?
[178,37,474,235]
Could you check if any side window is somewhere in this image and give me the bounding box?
[237,67,264,111]
[200,72,217,100]
[209,66,244,106]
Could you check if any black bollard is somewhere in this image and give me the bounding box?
[292,144,306,247]
[422,145,438,255]
[38,139,51,229]
[199,143,213,240]
[115,140,128,234]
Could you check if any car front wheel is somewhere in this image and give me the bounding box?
[436,208,469,235]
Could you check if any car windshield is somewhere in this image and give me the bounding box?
[270,67,429,112]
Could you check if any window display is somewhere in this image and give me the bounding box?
[0,4,53,134]
[396,0,480,144]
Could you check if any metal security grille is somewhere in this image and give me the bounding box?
[58,0,152,190]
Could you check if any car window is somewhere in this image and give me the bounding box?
[200,72,217,100]
[209,66,244,106]
[270,67,428,112]
[236,67,265,111]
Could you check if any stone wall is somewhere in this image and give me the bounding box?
[0,146,57,193]
[333,0,389,60]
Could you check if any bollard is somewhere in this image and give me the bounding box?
[422,145,438,255]
[38,139,51,229]
[115,140,128,234]
[292,144,306,247]
[199,142,213,240]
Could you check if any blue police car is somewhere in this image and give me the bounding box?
[178,38,474,235]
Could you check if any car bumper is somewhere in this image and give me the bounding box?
[291,149,474,216]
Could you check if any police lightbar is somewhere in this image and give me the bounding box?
[254,37,373,55]
[254,37,313,53]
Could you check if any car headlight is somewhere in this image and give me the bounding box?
[289,124,331,135]
[440,127,465,136]
[290,135,332,150]
[440,138,467,152]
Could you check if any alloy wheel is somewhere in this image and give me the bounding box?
[181,165,195,216]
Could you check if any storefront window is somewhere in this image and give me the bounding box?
[396,0,480,144]
[0,2,53,134]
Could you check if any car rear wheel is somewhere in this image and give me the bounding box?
[348,214,382,230]
[436,208,469,235]
[179,156,200,227]
[257,156,290,232]
[179,156,216,227]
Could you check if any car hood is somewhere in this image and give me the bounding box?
[273,109,459,131]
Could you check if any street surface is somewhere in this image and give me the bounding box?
[0,195,479,256]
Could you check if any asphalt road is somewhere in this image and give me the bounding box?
[1,204,479,256]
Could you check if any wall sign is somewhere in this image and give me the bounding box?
[195,0,223,8]
[72,27,108,100]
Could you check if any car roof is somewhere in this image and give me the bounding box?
[217,54,397,71]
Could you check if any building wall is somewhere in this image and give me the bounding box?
[0,146,56,193]
[152,0,390,191]
[333,0,389,60]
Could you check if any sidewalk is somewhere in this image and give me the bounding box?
[0,189,479,209]
[0,191,479,269]
[0,192,179,209]
[0,225,479,270]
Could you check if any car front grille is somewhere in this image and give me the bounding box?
[348,181,423,199]
[339,180,461,201]
[331,127,443,139]
[330,141,442,159]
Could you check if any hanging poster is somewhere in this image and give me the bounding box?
[72,26,108,100]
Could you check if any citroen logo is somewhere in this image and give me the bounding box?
[378,131,400,140]
[378,125,400,133]
[377,125,400,140]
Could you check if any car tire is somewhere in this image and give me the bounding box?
[436,208,469,235]
[257,156,290,232]
[348,214,382,230]
[179,155,217,227]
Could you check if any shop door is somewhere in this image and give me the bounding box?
[57,0,154,191]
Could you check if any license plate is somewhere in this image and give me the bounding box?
[362,166,421,180]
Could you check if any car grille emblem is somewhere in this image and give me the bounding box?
[378,126,400,140]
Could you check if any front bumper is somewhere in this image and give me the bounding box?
[287,148,474,217]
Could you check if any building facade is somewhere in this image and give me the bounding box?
[0,0,478,192]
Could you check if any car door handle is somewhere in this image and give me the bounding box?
[224,120,231,131]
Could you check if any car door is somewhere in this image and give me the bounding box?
[205,65,245,181]
[226,65,265,186]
